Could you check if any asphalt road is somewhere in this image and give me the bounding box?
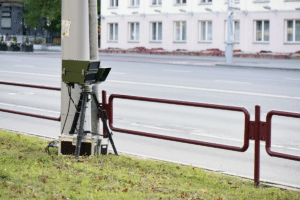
[0,53,299,188]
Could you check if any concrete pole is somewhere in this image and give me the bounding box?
[225,0,234,64]
[61,0,90,135]
[89,0,101,135]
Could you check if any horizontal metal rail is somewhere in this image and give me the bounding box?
[107,93,251,152]
[0,108,60,121]
[0,81,61,121]
[0,81,61,91]
[266,110,300,161]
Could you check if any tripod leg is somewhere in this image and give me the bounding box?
[92,93,118,155]
[74,93,88,159]
[69,93,84,134]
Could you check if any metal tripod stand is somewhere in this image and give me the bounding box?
[69,86,118,158]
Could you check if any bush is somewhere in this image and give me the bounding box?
[53,38,61,45]
[33,40,40,44]
[13,36,17,42]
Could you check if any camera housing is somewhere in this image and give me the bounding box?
[62,60,111,85]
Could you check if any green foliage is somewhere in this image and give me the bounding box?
[22,0,61,31]
[0,36,3,42]
[25,37,29,43]
[13,36,17,42]
[22,0,102,32]
[1,130,299,199]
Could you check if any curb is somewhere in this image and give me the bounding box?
[1,127,299,191]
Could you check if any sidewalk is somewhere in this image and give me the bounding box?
[1,46,299,70]
[98,52,300,71]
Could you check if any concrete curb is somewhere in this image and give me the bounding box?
[1,127,299,191]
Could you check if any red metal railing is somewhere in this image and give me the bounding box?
[0,81,61,121]
[266,110,300,161]
[100,90,300,186]
[106,92,251,152]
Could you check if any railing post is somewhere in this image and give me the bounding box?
[254,105,261,186]
[102,90,108,138]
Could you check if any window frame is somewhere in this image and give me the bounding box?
[285,19,300,43]
[174,21,187,42]
[108,23,118,42]
[150,21,163,42]
[199,20,213,42]
[175,0,187,5]
[129,22,140,42]
[254,20,270,43]
[109,0,119,8]
[130,0,140,7]
[1,7,12,29]
[200,0,212,3]
[152,0,162,6]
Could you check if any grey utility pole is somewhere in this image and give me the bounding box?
[90,0,101,136]
[225,0,235,64]
[61,0,90,135]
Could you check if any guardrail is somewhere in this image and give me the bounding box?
[0,81,61,121]
[100,90,300,186]
[0,82,299,187]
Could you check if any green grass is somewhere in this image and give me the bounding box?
[0,130,299,200]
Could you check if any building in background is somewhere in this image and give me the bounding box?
[101,0,300,53]
[0,0,58,43]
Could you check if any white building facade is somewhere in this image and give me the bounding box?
[101,0,300,53]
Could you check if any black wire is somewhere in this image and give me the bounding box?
[45,140,58,155]
[61,86,72,135]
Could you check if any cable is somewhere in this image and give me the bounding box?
[45,140,59,155]
[61,86,72,135]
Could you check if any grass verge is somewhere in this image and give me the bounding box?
[0,130,299,200]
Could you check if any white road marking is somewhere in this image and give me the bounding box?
[108,80,300,100]
[191,132,242,142]
[8,92,35,95]
[131,123,178,132]
[163,70,191,73]
[14,65,35,68]
[168,62,189,65]
[285,78,300,81]
[0,102,59,114]
[192,63,215,66]
[0,70,60,77]
[215,80,251,85]
[287,147,300,151]
[111,72,127,75]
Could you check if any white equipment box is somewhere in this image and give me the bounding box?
[58,134,108,156]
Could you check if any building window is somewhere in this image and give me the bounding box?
[176,0,186,5]
[1,7,12,29]
[110,0,118,7]
[109,23,118,42]
[174,21,186,42]
[255,20,269,42]
[199,21,212,42]
[151,22,162,41]
[129,22,139,41]
[286,20,300,43]
[152,0,162,5]
[130,0,140,6]
[225,20,240,43]
[200,0,212,3]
